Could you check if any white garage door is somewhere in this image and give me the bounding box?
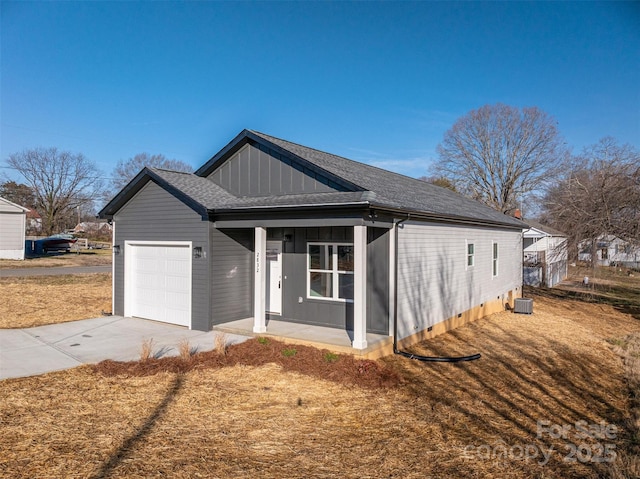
[128,244,191,327]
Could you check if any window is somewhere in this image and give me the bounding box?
[466,241,475,268]
[492,242,499,277]
[308,243,354,301]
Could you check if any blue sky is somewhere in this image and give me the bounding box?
[1,1,638,184]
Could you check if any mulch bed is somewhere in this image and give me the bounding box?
[92,337,403,389]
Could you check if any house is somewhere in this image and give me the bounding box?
[99,130,526,354]
[0,196,29,260]
[73,221,113,237]
[25,209,42,233]
[523,219,568,288]
[579,235,640,268]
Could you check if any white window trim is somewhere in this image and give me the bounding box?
[307,242,354,302]
[492,241,499,278]
[466,240,475,270]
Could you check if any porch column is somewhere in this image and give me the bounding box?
[388,221,396,336]
[253,227,267,333]
[352,225,368,349]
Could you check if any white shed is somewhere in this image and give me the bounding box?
[0,196,29,260]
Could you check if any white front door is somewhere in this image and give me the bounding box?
[266,241,282,315]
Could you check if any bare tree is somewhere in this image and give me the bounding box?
[6,148,104,236]
[541,137,640,266]
[432,104,567,214]
[111,153,193,192]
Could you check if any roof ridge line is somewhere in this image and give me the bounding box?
[249,130,437,186]
[149,167,195,174]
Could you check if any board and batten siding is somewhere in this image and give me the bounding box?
[113,181,210,330]
[396,221,522,340]
[208,143,345,197]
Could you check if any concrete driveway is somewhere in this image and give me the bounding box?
[0,316,249,380]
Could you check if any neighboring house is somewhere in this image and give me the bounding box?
[523,220,568,288]
[579,235,640,268]
[26,209,42,233]
[73,221,113,236]
[99,130,526,353]
[0,196,29,260]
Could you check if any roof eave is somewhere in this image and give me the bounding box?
[213,201,371,213]
[194,130,362,193]
[0,196,30,212]
[368,204,527,230]
[98,168,209,219]
[209,200,526,230]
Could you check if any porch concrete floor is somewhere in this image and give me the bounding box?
[212,318,393,358]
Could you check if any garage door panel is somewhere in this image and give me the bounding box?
[129,244,191,327]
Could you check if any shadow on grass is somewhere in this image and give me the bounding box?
[383,320,626,479]
[89,373,184,479]
[525,283,640,321]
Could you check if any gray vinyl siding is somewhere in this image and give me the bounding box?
[367,227,389,334]
[396,221,522,339]
[207,144,344,196]
[0,211,26,259]
[210,228,254,324]
[112,181,210,331]
[266,226,388,334]
[269,226,354,330]
[0,213,25,249]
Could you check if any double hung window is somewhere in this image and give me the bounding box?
[466,241,475,268]
[492,242,499,277]
[308,243,354,301]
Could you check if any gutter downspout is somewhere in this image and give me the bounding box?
[393,215,481,363]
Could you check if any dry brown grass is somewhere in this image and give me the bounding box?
[0,249,112,269]
[139,339,155,361]
[178,339,192,361]
[214,332,228,355]
[2,292,639,478]
[608,331,640,478]
[0,273,112,329]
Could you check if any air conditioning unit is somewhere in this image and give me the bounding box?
[514,298,533,314]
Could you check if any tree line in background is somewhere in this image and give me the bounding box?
[428,103,640,264]
[0,150,192,236]
[2,103,638,262]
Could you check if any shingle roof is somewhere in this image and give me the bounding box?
[522,219,567,237]
[101,130,528,229]
[149,168,237,209]
[151,168,373,210]
[248,130,525,228]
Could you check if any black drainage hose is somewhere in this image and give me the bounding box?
[394,348,481,363]
[392,216,481,364]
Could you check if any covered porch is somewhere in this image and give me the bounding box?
[212,212,395,354]
[212,317,393,359]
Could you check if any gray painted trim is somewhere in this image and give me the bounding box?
[218,201,371,211]
[214,218,368,228]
